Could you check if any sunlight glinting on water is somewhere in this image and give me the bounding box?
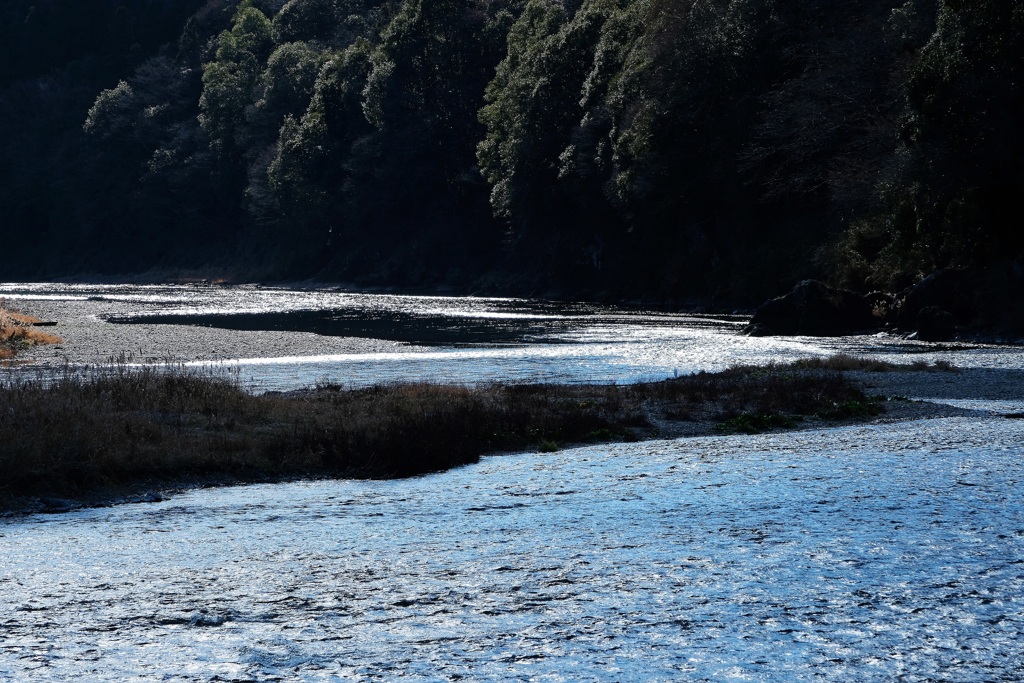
[179,329,832,391]
[5,282,1024,392]
[3,418,1023,681]
[3,283,1024,681]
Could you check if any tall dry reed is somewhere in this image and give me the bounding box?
[0,362,873,511]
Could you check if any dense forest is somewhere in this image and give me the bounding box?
[0,0,1021,325]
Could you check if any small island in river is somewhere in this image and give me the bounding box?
[3,295,1017,515]
[0,349,971,515]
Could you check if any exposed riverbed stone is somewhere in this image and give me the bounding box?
[917,306,956,342]
[745,280,876,337]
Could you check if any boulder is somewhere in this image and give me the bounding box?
[748,280,877,336]
[916,306,956,342]
[896,269,975,331]
[742,323,775,337]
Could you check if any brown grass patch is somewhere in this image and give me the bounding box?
[0,363,872,511]
[0,301,62,359]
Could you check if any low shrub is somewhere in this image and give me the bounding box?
[790,354,958,373]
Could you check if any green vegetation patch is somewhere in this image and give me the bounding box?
[536,440,561,453]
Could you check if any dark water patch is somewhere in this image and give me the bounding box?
[466,503,528,512]
[153,612,231,628]
[15,604,50,613]
[105,309,579,346]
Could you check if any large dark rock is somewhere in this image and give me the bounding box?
[896,269,975,331]
[743,323,775,337]
[916,306,956,342]
[747,280,877,336]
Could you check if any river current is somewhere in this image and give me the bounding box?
[2,284,1023,681]
[2,282,1021,390]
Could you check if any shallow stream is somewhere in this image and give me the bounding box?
[2,284,1023,681]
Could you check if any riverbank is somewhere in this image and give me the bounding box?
[0,362,951,515]
[3,285,408,367]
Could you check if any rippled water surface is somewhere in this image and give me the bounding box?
[3,418,1024,681]
[2,283,1024,681]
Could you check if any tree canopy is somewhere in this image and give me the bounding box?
[1,0,1021,326]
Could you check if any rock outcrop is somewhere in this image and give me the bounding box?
[744,280,877,337]
[896,269,975,333]
[916,306,956,342]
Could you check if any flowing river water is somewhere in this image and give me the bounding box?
[2,283,1023,681]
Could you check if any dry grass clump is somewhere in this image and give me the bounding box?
[789,353,959,373]
[0,301,61,360]
[0,364,873,511]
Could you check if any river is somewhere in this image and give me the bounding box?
[2,282,1021,390]
[2,283,1023,681]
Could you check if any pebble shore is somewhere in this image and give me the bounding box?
[10,295,410,367]
[9,295,1024,420]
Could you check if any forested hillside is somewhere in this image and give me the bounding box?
[1,0,1020,323]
